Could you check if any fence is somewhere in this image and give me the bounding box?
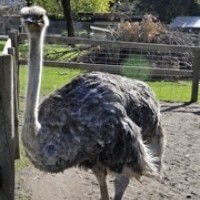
[19,34,200,102]
[0,30,199,199]
[0,31,19,200]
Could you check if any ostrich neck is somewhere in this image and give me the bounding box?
[24,33,44,127]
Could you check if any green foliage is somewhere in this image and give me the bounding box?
[71,0,114,13]
[33,0,114,16]
[0,41,5,54]
[20,66,83,96]
[33,0,62,16]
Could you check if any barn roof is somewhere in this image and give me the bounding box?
[170,16,200,28]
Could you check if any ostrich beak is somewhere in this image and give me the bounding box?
[24,17,34,24]
[24,18,42,26]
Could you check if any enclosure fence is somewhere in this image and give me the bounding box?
[0,32,19,200]
[19,34,200,102]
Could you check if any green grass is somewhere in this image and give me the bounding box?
[149,80,195,102]
[121,54,151,80]
[0,41,6,54]
[120,54,199,102]
[20,66,84,96]
[20,65,198,103]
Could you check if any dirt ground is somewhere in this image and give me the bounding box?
[16,102,200,200]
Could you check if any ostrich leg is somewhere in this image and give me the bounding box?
[113,174,129,200]
[92,165,109,200]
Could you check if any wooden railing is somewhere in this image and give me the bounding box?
[19,33,200,102]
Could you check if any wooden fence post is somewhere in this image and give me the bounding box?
[8,47,20,159]
[9,31,20,159]
[198,32,200,46]
[9,31,19,68]
[191,49,200,102]
[0,55,15,200]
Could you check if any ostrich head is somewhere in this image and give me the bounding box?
[21,6,49,36]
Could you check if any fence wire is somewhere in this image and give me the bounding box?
[19,35,199,102]
[73,45,194,102]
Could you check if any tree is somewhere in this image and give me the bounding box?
[33,0,74,36]
[26,0,33,6]
[33,0,114,36]
[60,0,75,37]
[33,0,114,15]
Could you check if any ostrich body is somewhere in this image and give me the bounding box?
[21,6,165,200]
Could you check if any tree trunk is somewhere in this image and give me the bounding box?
[26,0,32,6]
[61,0,75,37]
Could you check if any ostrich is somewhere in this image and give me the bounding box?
[21,6,165,200]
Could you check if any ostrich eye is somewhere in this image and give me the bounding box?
[22,14,28,18]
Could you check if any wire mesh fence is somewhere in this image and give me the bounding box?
[19,34,200,102]
[72,43,196,102]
